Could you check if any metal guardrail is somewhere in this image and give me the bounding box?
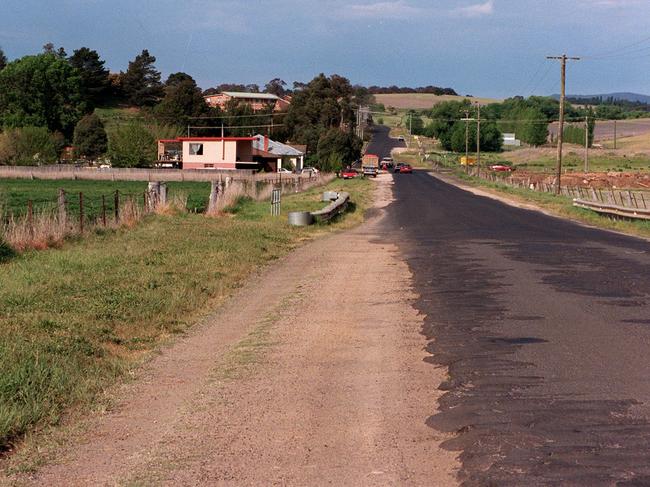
[573,198,650,220]
[311,192,350,222]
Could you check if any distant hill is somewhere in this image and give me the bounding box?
[552,92,650,104]
[374,93,502,110]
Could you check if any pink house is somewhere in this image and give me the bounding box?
[157,137,257,170]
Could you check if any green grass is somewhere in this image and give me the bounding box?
[94,107,145,132]
[0,176,373,458]
[0,179,212,219]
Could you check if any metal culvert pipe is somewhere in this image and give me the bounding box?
[288,211,314,226]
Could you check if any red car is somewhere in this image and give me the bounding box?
[399,164,413,174]
[489,164,514,172]
[341,168,359,179]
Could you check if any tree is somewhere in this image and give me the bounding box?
[0,54,86,138]
[352,85,374,107]
[165,72,194,87]
[73,113,108,160]
[155,73,208,127]
[406,110,424,135]
[316,128,362,172]
[107,122,155,167]
[0,127,59,165]
[68,47,111,108]
[121,49,164,106]
[43,43,67,58]
[285,73,359,154]
[449,120,502,153]
[264,78,287,97]
[0,47,6,71]
[424,99,472,149]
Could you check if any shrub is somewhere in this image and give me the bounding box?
[73,114,108,161]
[108,122,155,167]
[0,238,15,263]
[0,127,59,165]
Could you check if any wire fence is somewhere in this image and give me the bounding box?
[0,173,332,251]
[452,165,650,211]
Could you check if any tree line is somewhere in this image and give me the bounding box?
[366,85,458,96]
[0,44,364,171]
[406,95,598,153]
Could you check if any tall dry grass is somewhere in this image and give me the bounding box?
[1,174,335,252]
[0,195,150,252]
[206,174,334,216]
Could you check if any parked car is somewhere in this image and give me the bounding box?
[341,168,359,179]
[301,166,319,175]
[278,168,292,174]
[397,136,405,142]
[399,164,413,174]
[394,163,405,173]
[489,164,514,172]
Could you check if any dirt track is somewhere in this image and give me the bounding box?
[16,175,458,486]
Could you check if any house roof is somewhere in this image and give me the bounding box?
[252,135,304,157]
[204,92,280,101]
[159,137,256,143]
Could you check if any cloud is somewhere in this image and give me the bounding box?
[453,0,494,17]
[339,1,422,20]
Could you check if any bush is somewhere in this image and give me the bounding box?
[73,114,108,161]
[0,127,59,165]
[316,128,362,172]
[0,239,16,263]
[108,122,155,167]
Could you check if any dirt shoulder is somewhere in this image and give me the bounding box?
[8,174,458,486]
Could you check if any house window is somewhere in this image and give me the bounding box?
[189,143,204,155]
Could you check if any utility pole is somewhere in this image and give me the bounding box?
[614,120,617,149]
[584,115,589,173]
[461,111,474,173]
[547,54,580,194]
[476,103,481,173]
[409,112,412,136]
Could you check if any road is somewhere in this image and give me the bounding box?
[390,170,650,485]
[18,175,458,486]
[365,125,406,159]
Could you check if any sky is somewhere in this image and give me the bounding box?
[2,0,650,99]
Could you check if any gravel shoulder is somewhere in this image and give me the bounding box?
[11,174,458,486]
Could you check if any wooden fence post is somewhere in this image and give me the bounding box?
[58,188,67,225]
[102,195,107,227]
[208,180,219,213]
[79,192,84,234]
[114,190,120,222]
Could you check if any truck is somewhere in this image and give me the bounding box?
[362,153,379,177]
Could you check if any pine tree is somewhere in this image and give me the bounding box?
[69,47,111,108]
[0,47,7,71]
[121,49,164,107]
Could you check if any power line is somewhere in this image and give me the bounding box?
[583,34,650,59]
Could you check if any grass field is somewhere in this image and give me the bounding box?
[0,179,212,219]
[94,107,145,132]
[374,93,502,110]
[0,176,373,460]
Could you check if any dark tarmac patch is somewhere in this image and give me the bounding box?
[388,172,650,485]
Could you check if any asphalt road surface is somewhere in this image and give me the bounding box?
[389,170,650,486]
[365,125,406,159]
